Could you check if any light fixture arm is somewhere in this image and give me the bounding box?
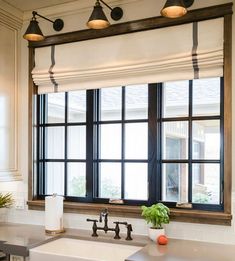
[99,0,113,11]
[32,11,54,24]
[31,11,64,32]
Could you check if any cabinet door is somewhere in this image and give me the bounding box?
[0,23,20,181]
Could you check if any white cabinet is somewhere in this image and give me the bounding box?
[0,7,22,181]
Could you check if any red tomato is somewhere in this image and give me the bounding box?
[157,235,168,245]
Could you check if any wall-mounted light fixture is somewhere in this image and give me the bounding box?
[23,11,64,41]
[87,0,123,29]
[161,0,194,18]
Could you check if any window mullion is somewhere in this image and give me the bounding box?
[148,83,159,204]
[42,95,47,195]
[64,93,68,197]
[157,83,163,202]
[121,87,125,199]
[37,95,42,196]
[87,90,95,200]
[188,80,193,203]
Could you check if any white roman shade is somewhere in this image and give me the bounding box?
[32,18,224,94]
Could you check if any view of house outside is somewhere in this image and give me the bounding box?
[43,78,221,205]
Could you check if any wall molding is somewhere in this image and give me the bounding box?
[0,171,22,182]
[0,4,22,181]
[0,1,22,29]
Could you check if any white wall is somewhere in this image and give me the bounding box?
[0,0,235,244]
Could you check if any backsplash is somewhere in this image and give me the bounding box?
[0,182,235,244]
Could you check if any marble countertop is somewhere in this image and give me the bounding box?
[127,239,235,261]
[0,223,235,260]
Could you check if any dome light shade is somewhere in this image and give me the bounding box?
[161,0,187,18]
[87,1,110,29]
[23,19,45,41]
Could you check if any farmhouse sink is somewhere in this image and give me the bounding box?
[29,237,142,261]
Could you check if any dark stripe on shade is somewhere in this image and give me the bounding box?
[192,22,199,79]
[49,45,58,92]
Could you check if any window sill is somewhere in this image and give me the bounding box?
[27,200,232,226]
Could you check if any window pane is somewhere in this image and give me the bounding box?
[100,87,122,121]
[67,163,86,197]
[68,91,86,123]
[46,92,65,123]
[162,163,188,202]
[46,162,64,195]
[100,124,121,159]
[99,163,121,198]
[125,163,148,200]
[125,123,148,159]
[192,164,220,204]
[163,122,188,159]
[193,78,220,116]
[67,126,86,159]
[192,120,220,160]
[46,127,65,159]
[125,85,148,120]
[163,81,189,118]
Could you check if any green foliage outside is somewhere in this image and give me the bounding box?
[70,176,120,198]
[0,193,14,208]
[99,181,120,198]
[71,176,86,197]
[193,192,211,203]
[141,203,170,229]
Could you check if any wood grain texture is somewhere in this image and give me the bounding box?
[27,200,232,225]
[223,14,232,215]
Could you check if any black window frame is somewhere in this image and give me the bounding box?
[160,79,224,211]
[35,78,224,212]
[93,87,149,205]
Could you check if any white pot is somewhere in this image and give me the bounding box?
[148,227,165,241]
[0,208,7,222]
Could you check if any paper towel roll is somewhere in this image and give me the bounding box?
[45,195,64,234]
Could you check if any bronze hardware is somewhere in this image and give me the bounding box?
[87,209,133,240]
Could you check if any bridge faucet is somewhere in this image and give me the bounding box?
[86,209,133,240]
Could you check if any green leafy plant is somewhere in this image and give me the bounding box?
[0,193,14,208]
[141,203,170,229]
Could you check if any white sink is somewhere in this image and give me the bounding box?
[29,237,142,261]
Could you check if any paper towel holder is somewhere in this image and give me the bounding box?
[45,194,65,235]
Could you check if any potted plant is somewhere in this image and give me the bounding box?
[0,193,14,208]
[0,193,14,222]
[141,203,170,241]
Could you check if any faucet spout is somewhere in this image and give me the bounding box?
[100,209,109,232]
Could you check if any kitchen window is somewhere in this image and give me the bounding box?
[35,77,224,211]
[27,5,232,225]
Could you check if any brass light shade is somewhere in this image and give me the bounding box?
[161,0,187,18]
[23,11,64,42]
[23,18,45,41]
[87,0,110,29]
